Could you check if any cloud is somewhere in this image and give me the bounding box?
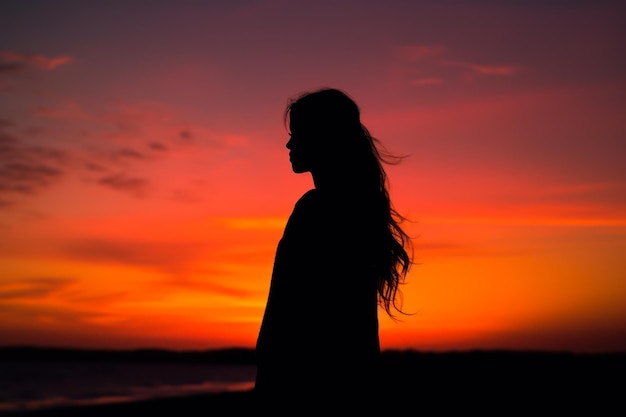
[149,142,168,151]
[0,163,62,194]
[38,100,228,154]
[440,60,520,76]
[163,278,257,299]
[0,63,23,74]
[179,129,193,140]
[112,147,144,161]
[0,50,72,71]
[84,162,108,172]
[0,131,66,198]
[0,98,244,209]
[58,234,274,277]
[58,238,247,290]
[0,277,76,300]
[63,291,128,306]
[415,240,531,259]
[33,102,94,122]
[62,239,203,272]
[97,173,150,197]
[393,43,521,87]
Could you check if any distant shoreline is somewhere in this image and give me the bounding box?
[0,346,257,364]
[2,345,624,364]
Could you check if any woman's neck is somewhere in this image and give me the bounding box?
[311,169,341,190]
[312,169,363,194]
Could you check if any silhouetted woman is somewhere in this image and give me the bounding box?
[254,88,413,412]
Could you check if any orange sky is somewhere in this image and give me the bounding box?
[1,0,625,353]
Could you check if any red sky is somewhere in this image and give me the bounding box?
[1,0,625,353]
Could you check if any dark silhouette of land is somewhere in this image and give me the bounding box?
[1,346,623,415]
[0,346,256,364]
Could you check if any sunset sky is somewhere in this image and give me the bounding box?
[1,0,625,353]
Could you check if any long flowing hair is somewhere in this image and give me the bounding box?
[284,87,414,318]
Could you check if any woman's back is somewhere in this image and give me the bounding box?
[255,189,382,409]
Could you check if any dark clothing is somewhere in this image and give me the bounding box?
[255,188,382,411]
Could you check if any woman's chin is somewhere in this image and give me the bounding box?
[290,163,308,173]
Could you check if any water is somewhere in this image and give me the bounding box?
[0,360,256,413]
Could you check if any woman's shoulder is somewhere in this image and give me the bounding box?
[294,187,374,211]
[290,189,336,225]
[294,188,322,208]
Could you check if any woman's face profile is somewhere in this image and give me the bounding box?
[286,114,319,174]
[286,131,313,173]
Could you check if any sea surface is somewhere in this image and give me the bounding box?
[0,360,256,414]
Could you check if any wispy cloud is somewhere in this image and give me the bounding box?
[415,239,536,259]
[162,278,257,299]
[0,63,22,74]
[0,98,245,208]
[61,238,215,276]
[97,173,151,197]
[0,50,72,71]
[149,142,168,151]
[393,43,522,87]
[63,291,128,307]
[440,60,520,76]
[0,277,76,300]
[0,132,66,199]
[84,162,108,172]
[111,148,144,162]
[57,236,272,285]
[33,102,93,121]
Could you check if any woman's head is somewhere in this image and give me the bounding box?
[286,88,361,138]
[284,88,385,187]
